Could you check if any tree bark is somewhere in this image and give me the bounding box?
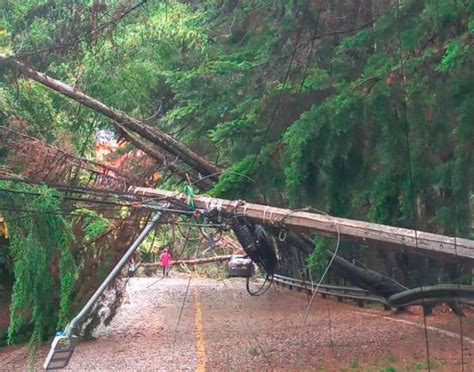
[330,253,408,298]
[115,124,213,190]
[142,255,233,267]
[0,55,221,181]
[129,186,474,262]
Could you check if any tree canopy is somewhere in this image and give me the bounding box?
[0,0,472,347]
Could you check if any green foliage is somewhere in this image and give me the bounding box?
[304,237,331,280]
[210,156,258,199]
[0,2,472,345]
[72,208,110,242]
[437,39,469,72]
[2,1,472,237]
[0,182,76,345]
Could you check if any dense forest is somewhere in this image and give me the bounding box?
[0,0,473,350]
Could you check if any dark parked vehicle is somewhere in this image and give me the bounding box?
[227,255,254,278]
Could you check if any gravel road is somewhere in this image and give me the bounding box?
[0,275,472,370]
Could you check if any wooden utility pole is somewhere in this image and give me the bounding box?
[129,186,474,263]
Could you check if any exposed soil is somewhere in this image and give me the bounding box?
[0,275,472,371]
[0,295,10,345]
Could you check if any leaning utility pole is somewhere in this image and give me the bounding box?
[128,186,474,263]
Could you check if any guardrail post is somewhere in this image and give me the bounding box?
[273,274,393,311]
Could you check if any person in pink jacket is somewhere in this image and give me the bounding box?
[159,249,172,277]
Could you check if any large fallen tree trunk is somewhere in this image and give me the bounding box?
[0,55,221,181]
[278,230,410,298]
[143,255,233,268]
[331,254,408,297]
[3,56,471,261]
[129,186,474,263]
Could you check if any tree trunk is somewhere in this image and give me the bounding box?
[330,253,408,297]
[0,55,221,181]
[277,230,407,298]
[142,255,233,268]
[115,124,213,190]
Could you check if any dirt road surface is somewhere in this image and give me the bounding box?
[1,275,473,370]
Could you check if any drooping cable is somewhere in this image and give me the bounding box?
[246,274,273,297]
[248,0,313,173]
[453,224,466,371]
[302,211,341,326]
[171,276,192,366]
[395,0,431,369]
[435,0,466,367]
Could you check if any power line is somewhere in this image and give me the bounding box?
[395,0,431,369]
[0,176,193,212]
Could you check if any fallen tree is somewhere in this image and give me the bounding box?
[3,56,471,309]
[0,54,221,183]
[279,230,409,298]
[142,255,233,268]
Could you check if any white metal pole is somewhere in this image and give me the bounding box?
[64,211,162,336]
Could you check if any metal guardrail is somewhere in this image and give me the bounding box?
[273,274,390,309]
[273,274,474,312]
[387,284,474,307]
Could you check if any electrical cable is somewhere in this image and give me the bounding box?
[435,0,465,367]
[302,211,341,326]
[276,205,341,311]
[326,300,335,354]
[146,218,205,290]
[453,224,465,371]
[0,175,136,198]
[246,274,273,296]
[0,175,208,216]
[247,0,321,176]
[0,205,201,225]
[0,185,199,215]
[130,223,160,279]
[171,276,192,366]
[395,0,431,369]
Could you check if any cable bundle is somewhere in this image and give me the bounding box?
[231,218,278,296]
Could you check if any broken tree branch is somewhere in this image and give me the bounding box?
[114,124,211,190]
[0,55,221,180]
[142,255,233,268]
